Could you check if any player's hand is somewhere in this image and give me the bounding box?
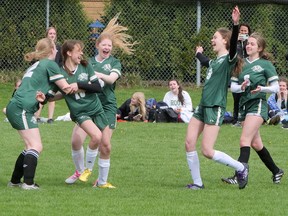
[251,86,261,94]
[63,87,73,94]
[70,83,79,93]
[36,91,46,102]
[95,71,103,79]
[232,5,240,25]
[241,80,249,91]
[195,46,204,55]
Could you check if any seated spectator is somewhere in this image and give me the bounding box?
[117,92,146,121]
[163,79,193,123]
[267,76,288,125]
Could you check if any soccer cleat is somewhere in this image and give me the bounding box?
[21,183,40,190]
[282,124,288,129]
[221,174,238,184]
[7,181,22,188]
[232,121,242,128]
[268,115,281,125]
[79,169,92,182]
[65,170,81,184]
[272,169,284,184]
[236,163,249,189]
[47,119,54,124]
[93,181,116,189]
[186,183,204,190]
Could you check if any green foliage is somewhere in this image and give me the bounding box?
[0,0,90,71]
[117,72,142,87]
[103,1,288,82]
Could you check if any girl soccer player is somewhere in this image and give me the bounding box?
[6,38,73,190]
[49,40,110,185]
[223,32,284,188]
[66,13,136,188]
[185,6,249,190]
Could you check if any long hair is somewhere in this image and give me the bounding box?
[233,32,273,77]
[169,79,184,105]
[46,26,57,42]
[250,32,272,61]
[62,40,88,74]
[217,28,232,50]
[96,13,136,55]
[24,38,54,62]
[232,56,244,77]
[130,92,146,120]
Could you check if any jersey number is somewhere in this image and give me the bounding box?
[75,92,86,100]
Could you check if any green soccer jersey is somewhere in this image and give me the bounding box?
[89,56,121,113]
[200,53,237,108]
[56,63,104,120]
[10,59,60,113]
[231,58,278,106]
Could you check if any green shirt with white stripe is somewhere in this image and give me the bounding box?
[89,56,121,113]
[200,53,237,108]
[11,59,59,113]
[231,58,278,106]
[55,63,104,120]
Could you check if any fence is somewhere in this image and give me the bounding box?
[1,0,287,86]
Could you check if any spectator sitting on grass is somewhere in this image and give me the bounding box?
[117,92,146,121]
[267,76,288,125]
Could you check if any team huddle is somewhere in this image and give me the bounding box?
[6,14,134,190]
[5,6,284,190]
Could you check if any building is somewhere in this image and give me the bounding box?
[80,0,109,21]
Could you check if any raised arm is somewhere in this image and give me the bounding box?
[195,46,210,68]
[229,6,240,60]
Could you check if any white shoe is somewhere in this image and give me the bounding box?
[21,183,40,190]
[7,181,22,187]
[65,170,81,184]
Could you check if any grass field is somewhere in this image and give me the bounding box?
[0,83,287,216]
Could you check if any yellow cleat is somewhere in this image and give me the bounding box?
[79,169,92,182]
[93,182,116,189]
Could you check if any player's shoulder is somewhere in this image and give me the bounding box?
[40,58,59,68]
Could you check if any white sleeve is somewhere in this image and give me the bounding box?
[260,81,279,93]
[182,91,193,112]
[163,92,170,106]
[230,82,244,93]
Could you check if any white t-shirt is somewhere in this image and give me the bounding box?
[163,90,193,112]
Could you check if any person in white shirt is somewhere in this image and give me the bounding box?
[163,79,193,123]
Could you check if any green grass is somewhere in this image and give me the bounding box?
[0,83,288,215]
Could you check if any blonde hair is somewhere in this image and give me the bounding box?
[96,13,136,55]
[130,92,146,120]
[24,38,54,62]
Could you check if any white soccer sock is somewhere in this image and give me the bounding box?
[97,158,110,185]
[72,147,85,173]
[212,150,244,171]
[186,151,203,186]
[86,147,99,171]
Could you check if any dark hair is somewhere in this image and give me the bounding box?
[168,79,184,105]
[239,23,251,35]
[62,40,88,74]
